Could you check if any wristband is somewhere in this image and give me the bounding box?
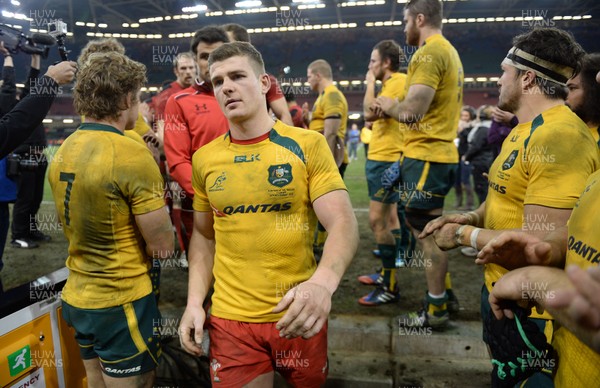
[470,227,481,250]
[455,224,467,246]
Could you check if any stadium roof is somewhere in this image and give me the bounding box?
[7,0,600,38]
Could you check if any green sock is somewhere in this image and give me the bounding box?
[426,292,448,317]
[379,244,397,291]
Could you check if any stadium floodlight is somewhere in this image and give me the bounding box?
[235,1,262,7]
[11,0,20,6]
[182,5,208,13]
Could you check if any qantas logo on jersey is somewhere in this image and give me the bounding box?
[220,202,292,215]
[488,181,507,194]
[567,236,600,264]
[234,154,261,163]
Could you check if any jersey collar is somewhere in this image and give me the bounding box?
[78,123,123,135]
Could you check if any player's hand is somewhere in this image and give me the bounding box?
[179,304,206,356]
[273,281,331,340]
[374,96,397,117]
[488,268,537,320]
[546,265,600,330]
[381,160,401,191]
[365,70,376,84]
[431,222,462,251]
[475,231,551,270]
[44,61,77,85]
[419,213,474,239]
[492,107,515,124]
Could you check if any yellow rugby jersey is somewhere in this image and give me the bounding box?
[84,113,146,146]
[124,129,146,146]
[368,72,407,162]
[192,120,346,323]
[132,112,152,136]
[48,123,166,309]
[484,105,599,295]
[403,34,462,163]
[309,84,349,163]
[589,124,600,147]
[552,170,600,387]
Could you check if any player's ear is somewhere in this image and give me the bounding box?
[123,92,135,109]
[383,57,392,70]
[521,70,537,90]
[260,73,271,95]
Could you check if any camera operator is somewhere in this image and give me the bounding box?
[0,45,75,159]
[0,42,75,254]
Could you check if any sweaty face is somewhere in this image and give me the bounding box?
[368,49,386,81]
[174,57,197,88]
[195,41,224,84]
[566,74,584,113]
[403,10,420,47]
[210,55,269,124]
[497,63,521,114]
[307,68,319,92]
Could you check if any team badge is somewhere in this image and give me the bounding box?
[208,172,227,192]
[268,164,293,187]
[501,150,519,171]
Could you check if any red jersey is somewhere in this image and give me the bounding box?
[153,81,186,121]
[266,74,284,104]
[164,80,229,196]
[288,103,305,128]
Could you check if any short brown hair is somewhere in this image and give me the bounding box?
[405,0,443,29]
[74,51,147,121]
[222,23,250,43]
[308,59,333,79]
[78,38,125,65]
[208,41,265,76]
[374,40,403,72]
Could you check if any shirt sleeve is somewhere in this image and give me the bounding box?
[307,133,347,202]
[266,74,284,104]
[323,90,345,119]
[524,122,598,208]
[119,143,166,215]
[408,46,443,90]
[191,149,211,212]
[163,95,194,196]
[0,76,56,159]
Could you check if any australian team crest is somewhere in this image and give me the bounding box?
[502,150,519,171]
[268,164,293,187]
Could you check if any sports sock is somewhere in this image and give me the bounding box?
[445,272,453,289]
[379,244,397,291]
[426,291,448,316]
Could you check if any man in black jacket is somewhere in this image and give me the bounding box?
[0,48,76,159]
[0,43,76,257]
[463,105,494,206]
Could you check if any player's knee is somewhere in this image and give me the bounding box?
[405,210,439,232]
[369,213,387,233]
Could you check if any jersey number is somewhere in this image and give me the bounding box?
[59,172,76,226]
